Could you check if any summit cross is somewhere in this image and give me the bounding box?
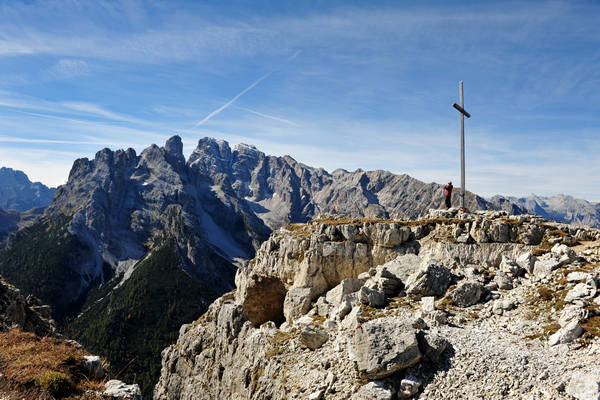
[452,81,471,210]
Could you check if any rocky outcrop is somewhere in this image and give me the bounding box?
[155,210,600,399]
[0,275,56,337]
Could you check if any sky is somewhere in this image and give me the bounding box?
[0,0,599,201]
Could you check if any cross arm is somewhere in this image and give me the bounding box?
[453,103,471,118]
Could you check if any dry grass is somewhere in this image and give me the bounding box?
[0,330,107,399]
[265,330,297,360]
[311,216,474,228]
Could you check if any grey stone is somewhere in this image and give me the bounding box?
[359,286,386,308]
[104,380,142,399]
[516,252,536,274]
[566,371,600,400]
[548,319,583,346]
[83,355,104,379]
[352,318,421,379]
[308,390,324,400]
[417,331,449,363]
[406,264,453,297]
[399,376,422,399]
[565,281,597,303]
[300,324,329,350]
[567,272,594,282]
[494,271,514,290]
[326,279,364,308]
[284,286,314,323]
[421,296,435,313]
[449,281,483,307]
[519,224,545,245]
[352,381,394,400]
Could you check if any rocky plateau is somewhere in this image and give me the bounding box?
[155,209,600,400]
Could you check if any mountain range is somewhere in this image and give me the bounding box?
[489,194,600,228]
[0,136,598,397]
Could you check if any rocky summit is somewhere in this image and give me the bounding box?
[155,209,600,400]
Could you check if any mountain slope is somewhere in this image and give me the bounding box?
[490,194,600,228]
[0,167,55,211]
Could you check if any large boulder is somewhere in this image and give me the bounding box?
[299,324,329,350]
[406,264,453,297]
[417,331,449,363]
[383,254,424,283]
[284,286,314,323]
[351,318,421,379]
[448,281,483,307]
[325,278,364,308]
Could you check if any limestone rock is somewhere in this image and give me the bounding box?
[417,331,449,363]
[548,319,583,346]
[326,279,364,308]
[359,286,386,308]
[565,281,597,303]
[104,380,142,399]
[516,252,536,273]
[399,376,422,399]
[284,286,314,323]
[352,381,394,400]
[566,371,600,400]
[406,263,453,297]
[352,318,421,379]
[448,281,483,307]
[421,296,435,313]
[83,355,104,379]
[300,325,329,350]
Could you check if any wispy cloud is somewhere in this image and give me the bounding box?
[46,59,89,79]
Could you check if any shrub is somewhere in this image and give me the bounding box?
[38,371,74,397]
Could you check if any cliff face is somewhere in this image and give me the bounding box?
[155,209,600,400]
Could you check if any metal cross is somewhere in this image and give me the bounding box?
[452,81,471,210]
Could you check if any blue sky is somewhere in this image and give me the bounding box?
[0,0,599,201]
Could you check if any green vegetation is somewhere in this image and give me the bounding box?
[37,371,73,397]
[0,216,90,321]
[66,239,218,398]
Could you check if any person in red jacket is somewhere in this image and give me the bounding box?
[444,181,453,209]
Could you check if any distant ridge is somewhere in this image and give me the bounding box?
[489,193,600,228]
[0,167,55,211]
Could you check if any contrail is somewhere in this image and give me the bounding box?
[233,105,298,126]
[194,50,302,127]
[195,72,272,127]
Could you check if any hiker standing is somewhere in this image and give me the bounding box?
[444,181,453,209]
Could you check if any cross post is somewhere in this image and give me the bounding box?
[452,81,470,210]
